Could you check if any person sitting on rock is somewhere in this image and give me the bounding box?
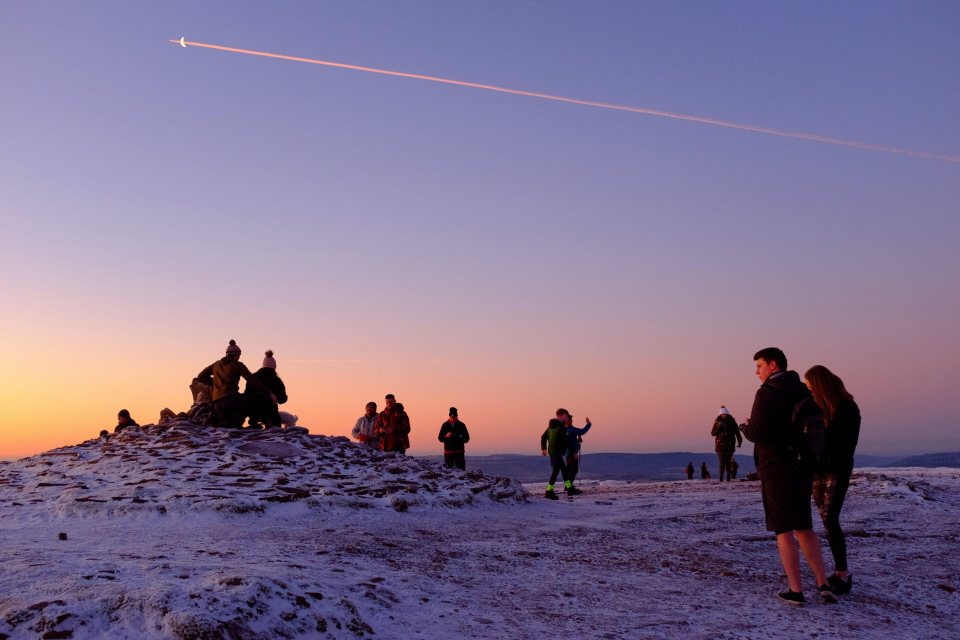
[245,350,288,429]
[196,339,275,429]
[114,409,139,433]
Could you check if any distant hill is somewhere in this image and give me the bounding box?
[884,451,960,468]
[466,452,757,483]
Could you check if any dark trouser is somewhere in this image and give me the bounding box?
[812,472,851,572]
[214,394,248,429]
[247,395,280,427]
[444,451,465,470]
[565,452,580,484]
[717,449,734,481]
[548,455,568,486]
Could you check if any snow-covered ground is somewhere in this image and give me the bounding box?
[1,422,957,639]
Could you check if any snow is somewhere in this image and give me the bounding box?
[1,423,957,639]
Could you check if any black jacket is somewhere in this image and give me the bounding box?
[742,370,814,481]
[245,368,288,404]
[820,397,861,475]
[711,415,742,452]
[438,420,470,453]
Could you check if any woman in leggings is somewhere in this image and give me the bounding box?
[804,365,862,595]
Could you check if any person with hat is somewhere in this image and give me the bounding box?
[114,409,139,433]
[556,408,592,490]
[245,350,288,429]
[438,407,470,470]
[196,340,275,429]
[711,405,742,482]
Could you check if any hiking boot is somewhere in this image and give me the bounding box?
[544,490,559,500]
[565,487,583,496]
[818,583,838,604]
[828,574,853,595]
[777,589,805,605]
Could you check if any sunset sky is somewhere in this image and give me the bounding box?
[2,2,957,459]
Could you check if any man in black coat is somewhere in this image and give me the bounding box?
[711,405,742,481]
[741,347,836,605]
[438,407,470,470]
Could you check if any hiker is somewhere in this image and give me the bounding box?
[438,407,470,470]
[557,408,592,488]
[700,462,711,479]
[805,365,862,596]
[730,457,740,479]
[711,405,742,481]
[540,418,580,498]
[114,409,139,433]
[245,350,288,429]
[352,401,378,447]
[196,340,275,429]
[375,394,411,454]
[741,347,837,605]
[686,462,695,480]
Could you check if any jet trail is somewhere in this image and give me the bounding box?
[170,37,959,164]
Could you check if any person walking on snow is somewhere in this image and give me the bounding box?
[557,408,592,488]
[352,402,379,447]
[438,407,470,470]
[541,418,580,499]
[686,462,695,480]
[711,405,742,481]
[700,462,711,480]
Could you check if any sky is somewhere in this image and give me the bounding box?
[1,2,958,458]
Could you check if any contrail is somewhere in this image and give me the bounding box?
[170,37,959,163]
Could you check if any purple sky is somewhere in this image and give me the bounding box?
[1,2,957,457]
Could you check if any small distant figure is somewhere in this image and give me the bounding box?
[541,418,579,499]
[114,409,139,433]
[352,402,379,447]
[196,340,275,429]
[805,364,862,596]
[730,457,740,479]
[711,405,743,482]
[742,347,836,605]
[686,462,695,480]
[245,350,288,429]
[557,408,592,489]
[375,394,411,454]
[700,462,711,480]
[438,407,470,470]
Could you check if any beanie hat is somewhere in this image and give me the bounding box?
[449,407,458,417]
[719,405,730,416]
[263,350,277,369]
[226,339,241,357]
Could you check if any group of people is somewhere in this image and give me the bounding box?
[194,340,289,429]
[742,347,861,605]
[350,395,413,455]
[685,458,738,481]
[540,409,594,499]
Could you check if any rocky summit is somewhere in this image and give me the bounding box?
[0,420,527,518]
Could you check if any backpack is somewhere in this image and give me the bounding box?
[787,395,826,469]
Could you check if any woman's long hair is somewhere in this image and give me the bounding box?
[804,365,854,426]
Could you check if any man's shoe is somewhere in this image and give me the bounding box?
[818,583,838,604]
[828,574,853,595]
[777,589,805,605]
[565,487,583,496]
[544,490,559,500]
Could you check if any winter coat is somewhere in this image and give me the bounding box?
[540,424,568,457]
[197,357,254,401]
[711,415,742,452]
[742,370,815,482]
[819,397,861,475]
[375,405,411,451]
[352,415,378,446]
[438,420,470,453]
[245,367,288,405]
[565,422,592,454]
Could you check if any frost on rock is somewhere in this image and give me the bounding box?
[0,420,527,518]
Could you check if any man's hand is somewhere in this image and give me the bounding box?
[541,449,547,457]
